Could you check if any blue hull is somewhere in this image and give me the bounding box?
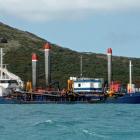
[1,93,140,104]
[105,93,140,104]
[0,98,20,104]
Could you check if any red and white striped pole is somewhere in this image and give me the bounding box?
[32,53,38,91]
[107,48,112,87]
[44,42,51,87]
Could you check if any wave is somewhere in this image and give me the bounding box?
[82,129,109,139]
[34,119,53,127]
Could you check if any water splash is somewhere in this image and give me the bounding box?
[82,129,109,139]
[34,119,53,127]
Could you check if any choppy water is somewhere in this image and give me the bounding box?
[0,104,140,140]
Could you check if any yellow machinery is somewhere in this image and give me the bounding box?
[26,81,32,92]
[108,90,115,97]
[67,80,74,92]
[107,86,115,97]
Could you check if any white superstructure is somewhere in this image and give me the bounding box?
[73,78,104,93]
[0,48,24,96]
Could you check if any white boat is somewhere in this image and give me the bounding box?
[0,48,23,96]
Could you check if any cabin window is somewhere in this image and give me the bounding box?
[78,83,81,87]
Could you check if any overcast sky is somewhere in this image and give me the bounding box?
[1,0,140,57]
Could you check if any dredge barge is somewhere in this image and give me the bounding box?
[0,43,140,104]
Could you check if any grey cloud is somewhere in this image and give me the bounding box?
[0,0,140,21]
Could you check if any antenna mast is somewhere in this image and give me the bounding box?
[80,55,83,77]
[0,48,3,79]
[129,60,132,93]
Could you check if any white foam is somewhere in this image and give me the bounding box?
[45,120,52,123]
[82,129,109,138]
[34,119,53,126]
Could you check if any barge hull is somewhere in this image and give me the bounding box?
[1,92,140,104]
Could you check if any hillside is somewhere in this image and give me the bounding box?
[0,22,140,88]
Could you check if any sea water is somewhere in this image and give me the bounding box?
[0,104,140,140]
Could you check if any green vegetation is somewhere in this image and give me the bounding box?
[0,22,140,88]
